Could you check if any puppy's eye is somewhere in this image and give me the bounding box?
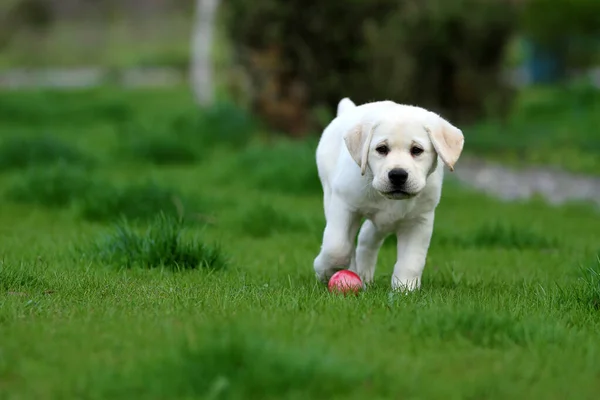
[410,146,424,156]
[376,145,389,156]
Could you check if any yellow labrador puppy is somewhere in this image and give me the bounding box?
[314,98,464,291]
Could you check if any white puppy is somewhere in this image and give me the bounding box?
[314,98,464,291]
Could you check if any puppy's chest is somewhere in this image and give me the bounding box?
[362,204,415,233]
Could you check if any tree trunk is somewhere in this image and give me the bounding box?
[190,0,219,107]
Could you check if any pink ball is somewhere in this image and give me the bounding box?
[328,270,363,295]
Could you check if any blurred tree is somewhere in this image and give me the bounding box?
[191,0,220,107]
[520,0,600,45]
[225,0,517,136]
[520,0,600,82]
[0,0,53,48]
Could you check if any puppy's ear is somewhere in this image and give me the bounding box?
[426,117,464,172]
[337,98,356,117]
[344,124,375,176]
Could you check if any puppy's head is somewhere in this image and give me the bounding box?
[344,104,464,200]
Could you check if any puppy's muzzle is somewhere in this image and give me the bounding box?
[383,168,413,199]
[388,168,409,187]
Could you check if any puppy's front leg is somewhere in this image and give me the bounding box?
[350,220,387,285]
[391,212,435,291]
[314,196,361,283]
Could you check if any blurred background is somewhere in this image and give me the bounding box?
[0,0,599,189]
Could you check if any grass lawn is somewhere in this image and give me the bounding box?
[0,88,599,399]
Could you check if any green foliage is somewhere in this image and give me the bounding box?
[79,181,197,224]
[236,140,321,195]
[519,0,600,69]
[225,0,517,132]
[434,222,558,250]
[465,84,600,174]
[123,134,200,165]
[5,163,93,207]
[89,213,226,271]
[468,223,557,250]
[0,135,92,171]
[520,0,600,45]
[4,164,202,224]
[239,203,314,238]
[118,120,200,165]
[0,90,132,126]
[172,101,258,149]
[4,163,198,223]
[116,101,258,165]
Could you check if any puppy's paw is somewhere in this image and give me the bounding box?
[314,267,341,285]
[391,275,421,292]
[349,267,374,287]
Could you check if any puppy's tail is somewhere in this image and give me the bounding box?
[337,97,356,117]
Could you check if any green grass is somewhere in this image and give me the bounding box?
[118,132,200,165]
[3,165,204,224]
[0,135,93,171]
[238,202,316,238]
[77,180,202,224]
[234,140,322,196]
[84,213,227,271]
[1,88,600,399]
[5,162,94,207]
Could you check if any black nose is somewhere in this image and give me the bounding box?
[388,168,408,186]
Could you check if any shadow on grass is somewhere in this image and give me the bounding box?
[85,213,227,271]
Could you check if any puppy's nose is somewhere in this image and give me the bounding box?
[388,168,409,186]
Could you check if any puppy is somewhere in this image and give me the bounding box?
[313,98,464,291]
